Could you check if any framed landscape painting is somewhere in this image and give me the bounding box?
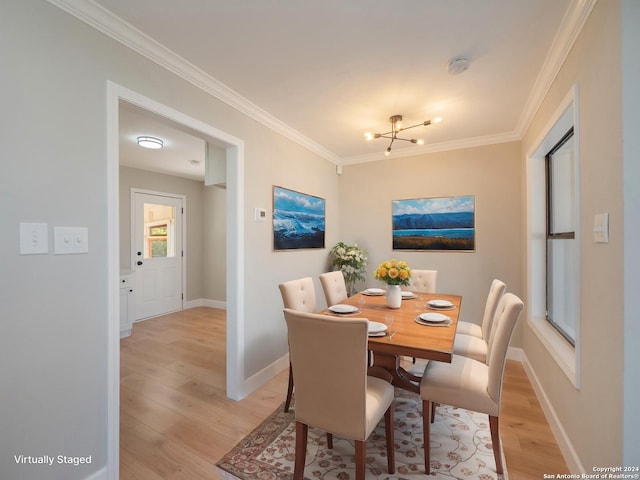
[273,186,326,250]
[392,195,475,251]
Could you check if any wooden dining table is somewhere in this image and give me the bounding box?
[322,291,462,393]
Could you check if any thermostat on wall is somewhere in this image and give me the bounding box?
[254,208,267,222]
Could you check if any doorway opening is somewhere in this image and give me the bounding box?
[107,81,246,478]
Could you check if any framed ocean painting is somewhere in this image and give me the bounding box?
[392,195,475,251]
[273,186,326,250]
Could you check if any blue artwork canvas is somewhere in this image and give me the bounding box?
[392,195,475,251]
[273,186,325,250]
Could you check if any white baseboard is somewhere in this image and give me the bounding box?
[184,298,227,310]
[507,346,524,362]
[519,351,584,473]
[242,353,289,397]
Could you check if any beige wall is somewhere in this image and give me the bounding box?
[203,184,227,302]
[339,142,523,338]
[521,0,624,467]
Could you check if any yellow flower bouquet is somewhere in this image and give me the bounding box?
[373,259,412,286]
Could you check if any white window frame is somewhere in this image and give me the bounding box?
[526,85,581,389]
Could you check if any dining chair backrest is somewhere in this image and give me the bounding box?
[407,269,437,293]
[278,277,316,313]
[481,279,507,340]
[319,271,348,306]
[283,308,370,439]
[486,293,524,404]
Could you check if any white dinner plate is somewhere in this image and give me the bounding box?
[368,321,388,334]
[414,316,452,327]
[368,331,387,337]
[362,288,385,296]
[427,299,454,308]
[419,312,450,323]
[401,291,416,299]
[329,304,359,314]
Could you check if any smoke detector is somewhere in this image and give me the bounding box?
[448,57,470,75]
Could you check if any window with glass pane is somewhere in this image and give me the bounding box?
[143,203,175,259]
[546,128,576,345]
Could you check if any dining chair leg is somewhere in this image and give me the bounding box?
[431,402,436,423]
[422,399,431,474]
[489,415,504,474]
[326,433,333,449]
[384,402,395,474]
[294,422,308,480]
[284,363,294,413]
[355,440,366,480]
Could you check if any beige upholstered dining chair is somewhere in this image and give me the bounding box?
[319,270,348,306]
[404,269,437,366]
[406,269,437,293]
[420,292,524,475]
[453,278,506,363]
[283,308,396,480]
[278,277,317,413]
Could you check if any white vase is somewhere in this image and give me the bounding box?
[386,285,402,309]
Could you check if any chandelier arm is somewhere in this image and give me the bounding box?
[397,120,430,133]
[387,136,395,151]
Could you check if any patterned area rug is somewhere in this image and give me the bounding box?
[216,389,505,480]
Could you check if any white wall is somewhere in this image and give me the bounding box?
[0,1,338,478]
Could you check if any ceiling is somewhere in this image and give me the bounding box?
[60,0,593,179]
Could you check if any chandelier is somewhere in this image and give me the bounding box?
[365,115,441,156]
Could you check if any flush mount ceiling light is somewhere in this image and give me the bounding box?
[365,115,442,156]
[137,136,164,149]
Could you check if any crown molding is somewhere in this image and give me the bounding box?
[48,0,341,165]
[49,0,593,167]
[514,0,598,138]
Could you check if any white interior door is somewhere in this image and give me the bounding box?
[132,191,183,320]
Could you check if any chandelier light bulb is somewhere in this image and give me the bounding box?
[364,132,374,141]
[433,117,443,124]
[417,139,425,145]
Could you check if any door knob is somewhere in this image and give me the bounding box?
[137,261,143,266]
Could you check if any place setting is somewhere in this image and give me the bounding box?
[361,287,385,296]
[426,299,456,310]
[367,320,389,337]
[414,311,452,327]
[327,304,361,315]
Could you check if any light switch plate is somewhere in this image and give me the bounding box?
[19,222,49,255]
[593,213,609,243]
[54,227,89,254]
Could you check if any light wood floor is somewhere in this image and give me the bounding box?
[120,307,569,479]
